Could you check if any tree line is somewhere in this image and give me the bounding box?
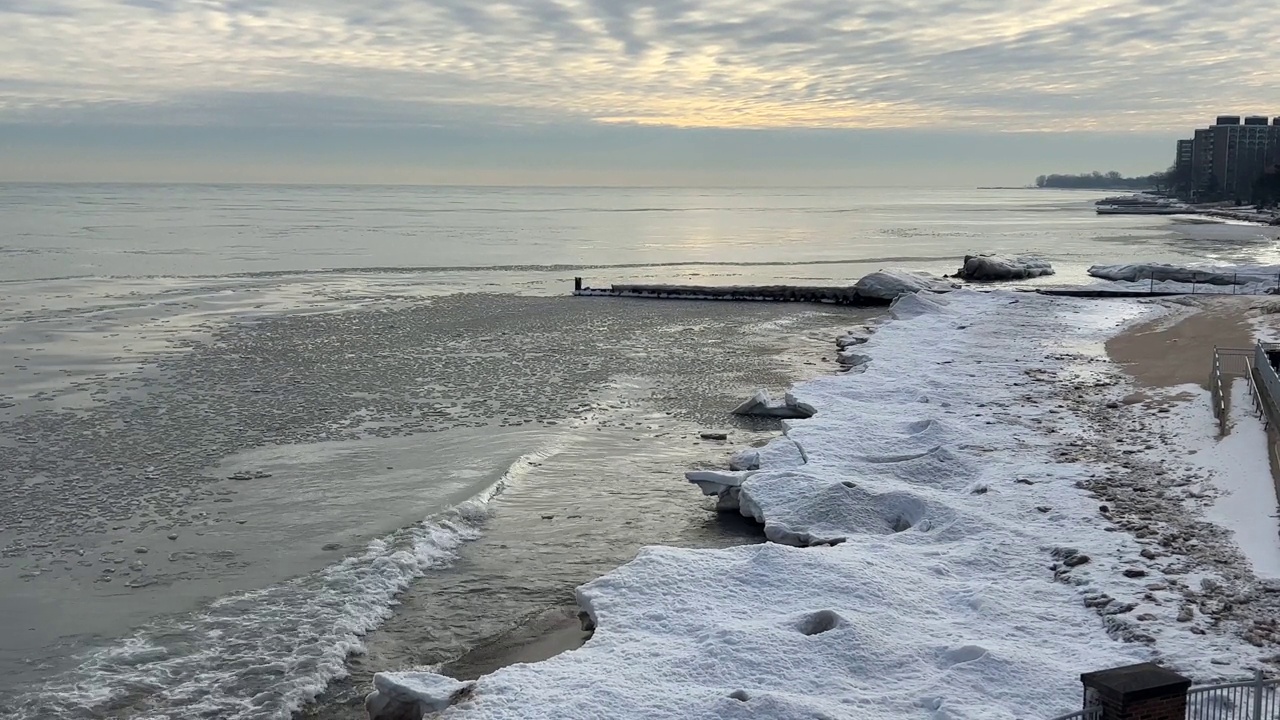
[1034,171,1164,189]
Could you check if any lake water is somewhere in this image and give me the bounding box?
[1,184,1275,719]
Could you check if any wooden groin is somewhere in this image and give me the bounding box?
[570,277,891,306]
[570,278,1253,305]
[1033,289,1189,298]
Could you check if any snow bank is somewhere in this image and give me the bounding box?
[1151,381,1280,580]
[955,254,1055,282]
[419,291,1272,720]
[1089,263,1280,289]
[853,269,956,300]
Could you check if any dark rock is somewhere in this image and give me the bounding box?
[1140,548,1158,560]
[1064,554,1091,567]
[1036,506,1052,513]
[1123,568,1147,578]
[322,542,342,551]
[1104,602,1138,615]
[699,432,728,441]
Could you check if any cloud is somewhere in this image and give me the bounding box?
[0,0,1276,132]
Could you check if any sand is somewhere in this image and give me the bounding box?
[1106,297,1258,390]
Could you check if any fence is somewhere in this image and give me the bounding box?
[1185,671,1280,720]
[1253,343,1280,429]
[1136,272,1280,296]
[1048,669,1280,720]
[1213,346,1265,435]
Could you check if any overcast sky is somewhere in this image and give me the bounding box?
[1,0,1277,185]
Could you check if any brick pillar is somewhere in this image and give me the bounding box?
[1081,663,1192,720]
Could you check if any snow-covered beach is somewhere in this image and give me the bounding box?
[376,291,1280,720]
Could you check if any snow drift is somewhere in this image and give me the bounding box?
[955,254,1055,281]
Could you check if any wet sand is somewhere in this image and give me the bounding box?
[1106,295,1280,518]
[1105,297,1257,390]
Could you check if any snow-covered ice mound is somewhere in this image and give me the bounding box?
[853,269,957,300]
[955,254,1055,281]
[416,290,1274,720]
[1089,262,1280,291]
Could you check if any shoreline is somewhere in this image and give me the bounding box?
[375,291,1280,720]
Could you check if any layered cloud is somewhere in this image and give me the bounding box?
[1,0,1277,131]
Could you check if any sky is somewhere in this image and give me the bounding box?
[1,0,1278,185]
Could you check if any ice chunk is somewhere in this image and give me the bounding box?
[955,254,1054,281]
[685,469,754,495]
[854,269,957,300]
[755,435,806,469]
[835,332,870,349]
[366,672,474,720]
[729,389,815,419]
[728,449,761,471]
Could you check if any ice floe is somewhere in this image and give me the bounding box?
[367,672,475,720]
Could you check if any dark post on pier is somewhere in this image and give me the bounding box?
[574,277,582,292]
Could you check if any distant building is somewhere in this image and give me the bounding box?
[1182,114,1280,201]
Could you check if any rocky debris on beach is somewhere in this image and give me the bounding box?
[852,269,957,300]
[730,389,815,419]
[1033,339,1280,656]
[953,254,1055,282]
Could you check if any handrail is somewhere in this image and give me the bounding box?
[1212,345,1267,435]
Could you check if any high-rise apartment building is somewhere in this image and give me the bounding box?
[1182,114,1280,200]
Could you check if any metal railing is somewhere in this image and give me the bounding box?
[1186,670,1280,720]
[1047,672,1280,720]
[1252,342,1280,429]
[1213,346,1267,435]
